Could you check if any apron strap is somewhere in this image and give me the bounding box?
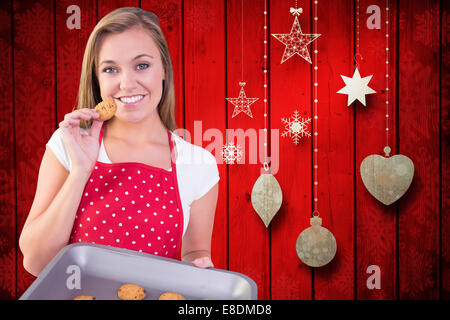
[167,129,177,172]
[167,129,183,260]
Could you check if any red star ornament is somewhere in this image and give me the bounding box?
[226,82,259,118]
[271,15,321,64]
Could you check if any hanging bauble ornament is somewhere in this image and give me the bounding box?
[296,213,337,267]
[250,2,282,228]
[360,146,414,205]
[251,169,283,228]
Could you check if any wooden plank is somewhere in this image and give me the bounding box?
[441,0,450,300]
[398,0,440,299]
[2,0,446,300]
[98,0,139,20]
[0,0,16,300]
[140,0,184,132]
[183,0,228,270]
[13,0,56,296]
[55,0,97,125]
[314,0,355,300]
[355,0,397,299]
[269,0,312,299]
[226,0,270,300]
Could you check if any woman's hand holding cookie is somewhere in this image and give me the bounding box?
[59,108,103,177]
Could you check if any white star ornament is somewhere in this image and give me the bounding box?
[337,67,376,106]
[271,16,320,64]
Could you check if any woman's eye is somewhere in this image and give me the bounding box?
[137,63,149,70]
[103,66,117,73]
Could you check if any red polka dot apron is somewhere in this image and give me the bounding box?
[69,124,184,260]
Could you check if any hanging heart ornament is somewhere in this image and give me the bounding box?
[296,214,337,267]
[251,172,283,227]
[360,146,414,205]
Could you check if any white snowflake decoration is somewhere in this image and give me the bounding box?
[222,142,243,164]
[281,110,312,145]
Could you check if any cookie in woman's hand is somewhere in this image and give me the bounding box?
[94,99,117,121]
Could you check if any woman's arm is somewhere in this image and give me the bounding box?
[19,147,91,276]
[181,182,219,268]
[20,110,102,276]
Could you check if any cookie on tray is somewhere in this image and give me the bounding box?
[158,292,185,300]
[74,295,96,300]
[94,99,117,121]
[117,283,146,300]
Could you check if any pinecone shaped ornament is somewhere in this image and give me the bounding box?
[296,214,337,267]
[251,173,283,227]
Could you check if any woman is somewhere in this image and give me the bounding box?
[19,7,219,277]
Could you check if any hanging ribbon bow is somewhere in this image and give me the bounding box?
[290,7,303,16]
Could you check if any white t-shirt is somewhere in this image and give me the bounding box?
[46,128,220,237]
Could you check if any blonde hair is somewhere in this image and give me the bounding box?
[76,7,177,131]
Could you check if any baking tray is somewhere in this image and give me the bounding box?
[19,243,257,300]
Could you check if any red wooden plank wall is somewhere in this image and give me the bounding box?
[0,0,448,300]
[356,0,397,299]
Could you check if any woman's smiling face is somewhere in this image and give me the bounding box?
[96,27,165,123]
